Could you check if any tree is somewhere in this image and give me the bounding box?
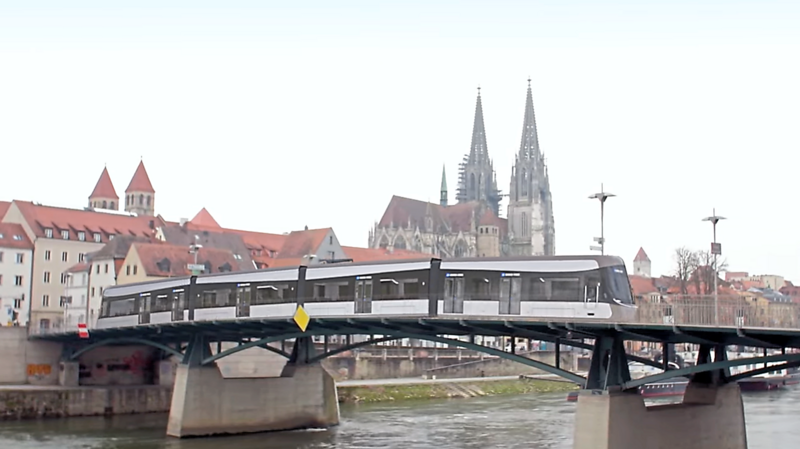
[673,247,698,295]
[694,250,728,295]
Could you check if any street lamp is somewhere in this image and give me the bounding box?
[588,184,615,255]
[702,209,726,325]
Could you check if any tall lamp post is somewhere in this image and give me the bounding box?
[702,209,726,325]
[588,184,615,255]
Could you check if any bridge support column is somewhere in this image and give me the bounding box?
[166,336,339,438]
[573,383,746,449]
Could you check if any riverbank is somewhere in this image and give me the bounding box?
[337,378,578,404]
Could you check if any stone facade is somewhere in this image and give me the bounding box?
[371,81,555,257]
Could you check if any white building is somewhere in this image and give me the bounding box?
[0,223,34,326]
[63,263,90,330]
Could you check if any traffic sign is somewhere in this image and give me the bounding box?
[293,305,310,332]
[187,264,205,272]
[711,242,722,255]
[78,323,89,339]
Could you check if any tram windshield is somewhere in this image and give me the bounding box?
[602,265,633,305]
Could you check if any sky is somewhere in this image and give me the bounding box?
[1,1,799,280]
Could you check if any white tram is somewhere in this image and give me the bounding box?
[96,255,636,329]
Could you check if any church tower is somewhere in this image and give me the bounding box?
[633,248,651,277]
[440,165,448,207]
[124,160,156,216]
[456,88,501,215]
[88,166,119,210]
[507,79,556,256]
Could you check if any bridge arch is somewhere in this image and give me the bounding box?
[69,338,183,361]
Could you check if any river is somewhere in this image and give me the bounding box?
[1,386,798,448]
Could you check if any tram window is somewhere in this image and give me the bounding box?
[109,298,135,316]
[236,286,250,304]
[377,278,400,299]
[153,294,170,312]
[602,266,633,304]
[254,284,295,304]
[214,289,234,307]
[551,278,581,301]
[467,277,492,300]
[312,282,350,301]
[200,291,216,308]
[401,279,421,298]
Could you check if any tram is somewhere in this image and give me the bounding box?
[97,255,636,329]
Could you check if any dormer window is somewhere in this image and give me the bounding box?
[60,230,69,240]
[44,228,53,238]
[13,235,21,241]
[93,233,101,242]
[78,231,85,241]
[233,254,242,260]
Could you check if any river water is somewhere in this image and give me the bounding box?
[1,386,798,449]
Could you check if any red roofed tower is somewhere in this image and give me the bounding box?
[124,160,156,216]
[633,247,651,278]
[88,166,119,210]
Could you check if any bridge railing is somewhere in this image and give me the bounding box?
[634,295,800,329]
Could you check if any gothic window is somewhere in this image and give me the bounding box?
[139,194,144,205]
[454,240,467,258]
[394,236,407,250]
[378,236,389,249]
[146,195,152,207]
[521,170,528,197]
[110,201,115,209]
[469,173,476,200]
[102,200,107,209]
[521,213,529,237]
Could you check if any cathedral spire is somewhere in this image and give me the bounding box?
[469,86,489,164]
[519,78,541,161]
[440,165,448,207]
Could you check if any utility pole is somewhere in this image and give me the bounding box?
[589,184,615,255]
[702,209,726,325]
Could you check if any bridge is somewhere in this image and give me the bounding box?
[33,293,800,449]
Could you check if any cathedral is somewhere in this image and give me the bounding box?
[369,80,556,258]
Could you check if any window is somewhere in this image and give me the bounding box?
[61,251,68,262]
[99,287,104,296]
[59,296,69,307]
[0,251,3,262]
[78,253,85,263]
[13,298,22,309]
[104,264,109,273]
[139,194,144,205]
[93,233,101,242]
[133,265,138,275]
[126,265,130,275]
[329,236,333,245]
[42,295,50,307]
[44,250,51,261]
[14,276,22,286]
[43,272,50,283]
[15,253,24,264]
[91,287,96,297]
[61,230,69,240]
[44,228,53,238]
[254,284,296,305]
[60,273,68,284]
[78,231,86,241]
[13,235,21,241]
[96,264,100,274]
[39,318,50,329]
[233,254,242,260]
[0,275,2,285]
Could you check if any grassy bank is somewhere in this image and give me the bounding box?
[337,378,578,404]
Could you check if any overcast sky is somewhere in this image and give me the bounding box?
[1,1,799,280]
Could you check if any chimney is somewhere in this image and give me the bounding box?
[179,217,188,228]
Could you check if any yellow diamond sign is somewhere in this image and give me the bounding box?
[293,305,310,332]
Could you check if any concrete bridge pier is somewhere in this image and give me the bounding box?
[166,335,339,438]
[573,340,747,449]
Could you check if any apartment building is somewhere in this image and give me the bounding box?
[0,222,34,326]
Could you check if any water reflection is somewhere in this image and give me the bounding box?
[0,387,798,449]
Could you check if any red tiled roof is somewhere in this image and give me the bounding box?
[0,223,34,250]
[378,195,507,236]
[132,242,241,277]
[278,228,330,259]
[634,247,649,262]
[343,246,430,263]
[66,262,90,273]
[125,161,155,193]
[191,208,220,228]
[89,167,119,200]
[0,201,11,219]
[629,275,656,296]
[11,200,159,243]
[725,271,748,281]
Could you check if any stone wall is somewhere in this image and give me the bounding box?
[0,327,62,385]
[419,350,576,379]
[0,386,172,419]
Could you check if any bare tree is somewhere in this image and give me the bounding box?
[673,247,698,295]
[694,250,729,295]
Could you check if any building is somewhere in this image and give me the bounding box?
[633,247,651,277]
[0,222,34,326]
[370,80,555,257]
[1,161,161,330]
[63,263,90,329]
[116,241,242,284]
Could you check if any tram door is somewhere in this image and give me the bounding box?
[444,273,465,313]
[236,284,251,318]
[355,276,373,314]
[171,289,185,321]
[138,293,151,324]
[499,273,522,315]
